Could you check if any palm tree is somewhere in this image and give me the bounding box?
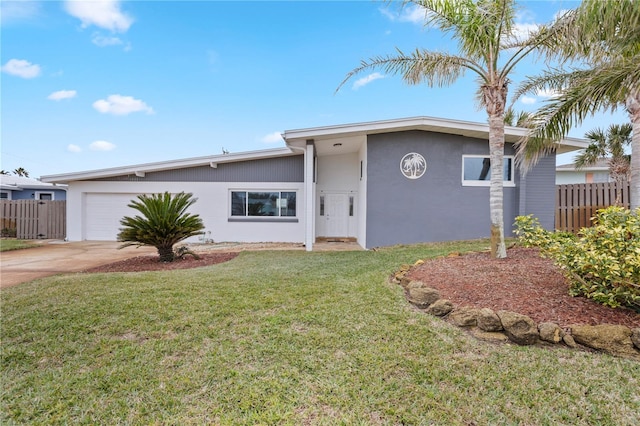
[118,192,205,262]
[514,0,640,209]
[12,168,29,177]
[575,124,632,196]
[338,0,567,258]
[503,108,533,128]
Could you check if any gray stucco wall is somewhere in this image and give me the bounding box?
[366,130,527,248]
[94,155,304,182]
[518,154,556,230]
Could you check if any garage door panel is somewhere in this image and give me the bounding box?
[85,193,139,240]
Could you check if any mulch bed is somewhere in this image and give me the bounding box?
[405,247,640,328]
[85,252,238,273]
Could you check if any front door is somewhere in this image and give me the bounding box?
[325,193,348,237]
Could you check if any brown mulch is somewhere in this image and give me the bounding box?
[405,247,640,329]
[85,252,238,273]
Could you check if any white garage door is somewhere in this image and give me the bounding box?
[84,193,140,240]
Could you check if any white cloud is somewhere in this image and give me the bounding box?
[512,23,539,41]
[261,131,283,144]
[380,4,427,24]
[536,88,561,98]
[89,140,116,151]
[0,0,40,24]
[352,72,385,90]
[521,96,536,105]
[93,94,154,115]
[92,33,122,46]
[48,90,77,101]
[64,0,133,32]
[1,59,41,79]
[67,144,82,152]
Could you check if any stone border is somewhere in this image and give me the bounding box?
[392,263,640,361]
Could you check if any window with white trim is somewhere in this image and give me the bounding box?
[0,191,10,200]
[35,191,54,200]
[231,191,296,217]
[462,155,515,186]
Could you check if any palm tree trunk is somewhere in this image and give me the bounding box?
[627,89,640,210]
[157,245,175,262]
[488,113,507,259]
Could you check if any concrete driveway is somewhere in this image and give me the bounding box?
[0,241,156,289]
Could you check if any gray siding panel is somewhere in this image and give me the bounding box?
[366,130,521,248]
[95,155,304,182]
[520,154,556,230]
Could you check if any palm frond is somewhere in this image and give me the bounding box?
[336,49,481,92]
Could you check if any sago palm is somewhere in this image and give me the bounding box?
[118,192,205,262]
[338,0,568,258]
[514,0,640,209]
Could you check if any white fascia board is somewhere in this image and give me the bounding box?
[283,115,588,151]
[41,147,296,183]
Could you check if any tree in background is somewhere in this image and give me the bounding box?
[514,0,640,209]
[575,124,632,198]
[118,192,205,262]
[12,168,29,177]
[338,0,569,258]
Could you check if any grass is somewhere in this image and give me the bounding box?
[1,240,639,425]
[0,239,39,252]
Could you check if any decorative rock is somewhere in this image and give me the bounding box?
[570,324,639,359]
[497,310,539,345]
[562,334,577,348]
[398,276,412,288]
[407,281,427,290]
[476,308,503,332]
[426,299,453,316]
[631,328,640,350]
[406,287,440,309]
[538,322,564,344]
[448,307,479,327]
[471,329,509,342]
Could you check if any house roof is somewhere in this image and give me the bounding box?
[556,158,610,172]
[41,116,589,183]
[283,116,588,155]
[0,175,67,191]
[41,147,298,183]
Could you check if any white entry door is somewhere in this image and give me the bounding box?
[325,193,348,237]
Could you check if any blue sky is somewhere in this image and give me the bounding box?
[1,0,628,178]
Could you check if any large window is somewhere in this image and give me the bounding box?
[231,191,296,217]
[462,155,515,187]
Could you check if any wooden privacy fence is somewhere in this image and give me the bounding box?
[556,182,630,233]
[0,200,66,239]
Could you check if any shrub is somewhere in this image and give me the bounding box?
[514,207,640,311]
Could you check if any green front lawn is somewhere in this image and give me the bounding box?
[2,240,638,425]
[0,239,38,252]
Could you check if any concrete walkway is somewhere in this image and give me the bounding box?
[0,241,156,289]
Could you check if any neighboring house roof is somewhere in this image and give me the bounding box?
[42,116,589,183]
[556,158,610,173]
[0,175,67,191]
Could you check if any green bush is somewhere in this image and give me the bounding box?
[514,207,640,311]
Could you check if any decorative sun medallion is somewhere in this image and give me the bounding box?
[400,152,427,179]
